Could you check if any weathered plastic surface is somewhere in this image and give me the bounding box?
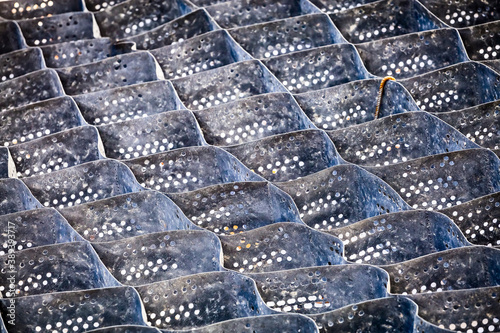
[168,181,302,235]
[124,146,264,194]
[164,314,320,333]
[224,130,342,182]
[0,241,120,297]
[440,191,500,246]
[365,149,500,210]
[205,0,320,29]
[0,21,26,55]
[383,246,500,294]
[17,12,99,46]
[294,78,419,131]
[41,38,135,68]
[400,62,500,113]
[249,265,389,314]
[0,0,85,20]
[329,210,470,265]
[0,47,44,82]
[150,30,252,79]
[171,60,287,110]
[419,0,500,28]
[263,43,371,94]
[408,286,500,332]
[56,51,163,95]
[94,0,191,40]
[0,147,13,178]
[73,80,183,126]
[0,96,85,147]
[123,9,218,51]
[329,0,445,43]
[327,111,479,166]
[88,326,161,333]
[220,222,345,273]
[136,271,274,330]
[458,21,500,61]
[0,208,83,253]
[93,230,222,285]
[435,99,500,150]
[85,0,129,11]
[0,286,147,333]
[310,296,451,333]
[483,59,500,74]
[355,29,469,79]
[98,110,205,160]
[23,159,144,208]
[194,93,315,146]
[276,165,410,230]
[0,178,42,216]
[308,0,379,14]
[228,14,345,59]
[9,126,105,178]
[0,69,64,111]
[59,190,197,242]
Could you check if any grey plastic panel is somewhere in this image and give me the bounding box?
[418,0,500,27]
[94,0,191,40]
[400,62,500,113]
[0,286,147,333]
[228,14,345,59]
[408,286,500,332]
[171,60,287,110]
[17,12,98,47]
[136,271,274,330]
[224,130,342,182]
[220,222,345,273]
[40,38,135,68]
[168,181,303,235]
[193,93,315,146]
[294,78,419,131]
[435,100,500,150]
[276,165,410,230]
[9,126,104,178]
[0,96,85,147]
[88,326,161,333]
[263,43,371,94]
[205,0,320,29]
[249,265,389,314]
[0,47,44,82]
[0,21,27,55]
[459,21,500,61]
[123,9,217,51]
[365,149,500,210]
[0,69,64,112]
[308,0,379,14]
[56,51,162,95]
[93,230,223,285]
[440,191,500,246]
[150,30,252,80]
[383,246,500,294]
[327,111,479,166]
[59,190,197,242]
[329,0,445,43]
[0,178,42,216]
[23,159,144,208]
[329,210,470,265]
[0,241,120,297]
[73,80,183,126]
[124,146,264,194]
[0,208,83,253]
[98,110,205,160]
[0,0,85,20]
[355,29,469,79]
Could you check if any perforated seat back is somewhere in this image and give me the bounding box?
[220,222,345,273]
[276,165,410,231]
[330,210,470,265]
[0,178,42,215]
[0,48,44,82]
[168,181,302,235]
